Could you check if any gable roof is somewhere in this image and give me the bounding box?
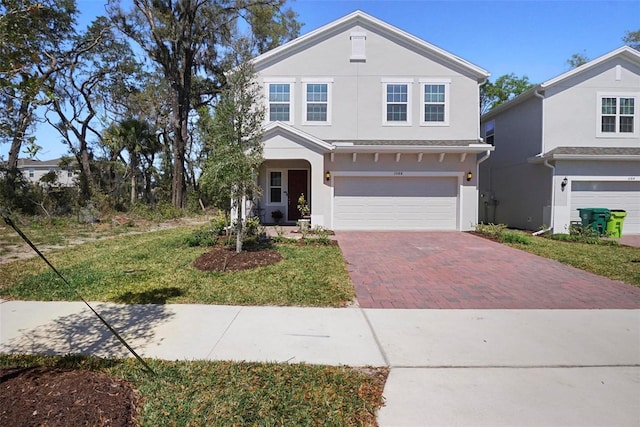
[262,121,335,152]
[252,10,489,81]
[483,46,640,120]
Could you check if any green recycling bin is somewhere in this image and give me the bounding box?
[577,208,611,235]
[606,210,627,238]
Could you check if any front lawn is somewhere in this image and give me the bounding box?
[0,354,387,426]
[474,227,640,286]
[0,227,354,306]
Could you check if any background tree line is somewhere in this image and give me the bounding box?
[0,0,299,216]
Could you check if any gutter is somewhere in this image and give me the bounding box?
[532,89,553,236]
[532,159,555,236]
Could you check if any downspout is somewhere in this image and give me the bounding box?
[532,88,554,236]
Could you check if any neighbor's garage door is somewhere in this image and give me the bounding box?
[570,181,640,234]
[333,176,458,230]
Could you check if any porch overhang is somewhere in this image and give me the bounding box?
[262,121,335,153]
[528,147,640,164]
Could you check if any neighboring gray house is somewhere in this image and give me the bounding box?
[480,46,640,235]
[16,158,78,187]
[251,10,493,231]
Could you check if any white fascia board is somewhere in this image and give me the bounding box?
[541,46,640,89]
[527,154,640,163]
[333,145,494,154]
[251,10,489,80]
[262,121,335,151]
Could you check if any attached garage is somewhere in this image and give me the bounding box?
[570,181,640,234]
[332,175,459,230]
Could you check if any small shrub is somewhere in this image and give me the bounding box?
[475,223,507,237]
[311,226,330,239]
[183,228,217,247]
[501,231,532,245]
[209,215,228,236]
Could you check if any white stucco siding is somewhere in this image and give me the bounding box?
[256,24,481,142]
[333,176,458,230]
[544,57,640,151]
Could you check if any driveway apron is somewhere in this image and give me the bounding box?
[337,231,640,309]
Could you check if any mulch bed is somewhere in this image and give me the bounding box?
[0,366,138,427]
[193,246,283,272]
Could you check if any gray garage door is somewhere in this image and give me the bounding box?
[333,176,458,230]
[570,181,640,234]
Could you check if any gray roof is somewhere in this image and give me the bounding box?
[545,147,640,157]
[328,140,483,147]
[17,158,65,167]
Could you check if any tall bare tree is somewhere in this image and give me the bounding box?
[107,0,299,208]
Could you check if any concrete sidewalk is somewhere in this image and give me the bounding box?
[2,301,639,426]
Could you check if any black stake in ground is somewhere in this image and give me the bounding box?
[1,211,156,375]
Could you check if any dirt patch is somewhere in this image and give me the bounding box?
[0,217,207,266]
[0,366,138,427]
[193,246,283,272]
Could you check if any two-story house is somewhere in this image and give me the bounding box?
[252,10,493,231]
[480,46,640,235]
[16,158,78,187]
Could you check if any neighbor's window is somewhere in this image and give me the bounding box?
[599,94,636,135]
[28,168,34,178]
[383,82,411,124]
[304,83,329,123]
[485,120,495,145]
[420,80,450,125]
[268,83,292,122]
[269,171,282,204]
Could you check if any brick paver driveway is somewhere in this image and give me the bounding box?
[337,232,640,309]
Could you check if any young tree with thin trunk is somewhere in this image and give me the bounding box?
[199,39,264,253]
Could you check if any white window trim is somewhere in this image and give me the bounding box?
[302,78,333,126]
[266,169,284,206]
[264,78,295,125]
[382,78,413,126]
[419,78,451,127]
[596,91,639,138]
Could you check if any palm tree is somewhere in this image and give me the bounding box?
[104,118,158,206]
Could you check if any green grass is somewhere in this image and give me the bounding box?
[0,354,387,426]
[506,235,640,286]
[0,227,354,306]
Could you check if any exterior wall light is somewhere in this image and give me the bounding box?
[325,171,331,181]
[561,177,568,191]
[466,171,473,181]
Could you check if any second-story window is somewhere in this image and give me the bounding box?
[382,80,412,125]
[485,120,495,145]
[386,84,408,122]
[420,79,450,126]
[303,80,332,125]
[268,83,292,123]
[601,96,634,133]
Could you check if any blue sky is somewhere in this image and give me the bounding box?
[5,0,639,160]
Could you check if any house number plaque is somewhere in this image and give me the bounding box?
[393,171,404,176]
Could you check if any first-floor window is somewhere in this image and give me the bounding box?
[600,95,635,135]
[269,171,282,204]
[28,168,34,178]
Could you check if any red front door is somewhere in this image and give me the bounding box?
[287,170,308,221]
